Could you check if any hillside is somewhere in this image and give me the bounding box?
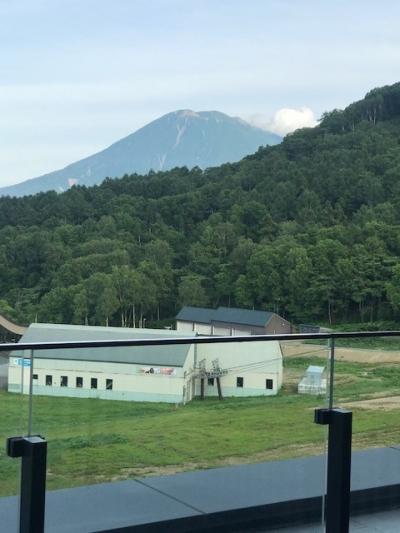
[0,110,280,197]
[1,82,400,327]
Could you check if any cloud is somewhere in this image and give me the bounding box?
[247,107,318,136]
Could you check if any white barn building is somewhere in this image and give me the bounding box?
[8,323,283,403]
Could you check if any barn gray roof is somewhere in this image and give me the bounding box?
[16,323,191,367]
[176,306,215,324]
[214,307,273,327]
[177,306,274,328]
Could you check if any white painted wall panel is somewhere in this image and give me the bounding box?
[176,321,194,333]
[193,323,212,335]
[212,325,230,336]
[195,340,283,397]
[8,358,186,403]
[232,327,251,336]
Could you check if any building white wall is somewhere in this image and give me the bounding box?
[194,340,283,397]
[211,323,253,336]
[7,340,282,403]
[194,323,212,335]
[231,326,251,336]
[176,320,212,335]
[212,325,231,336]
[176,321,254,337]
[198,371,280,397]
[8,357,186,403]
[176,320,194,333]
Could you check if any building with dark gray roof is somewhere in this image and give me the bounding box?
[17,323,190,366]
[176,306,291,336]
[8,322,283,403]
[176,306,215,326]
[9,323,193,403]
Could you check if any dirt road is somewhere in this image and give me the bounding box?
[281,341,400,364]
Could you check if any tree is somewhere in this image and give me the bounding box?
[386,264,400,312]
[0,299,18,321]
[39,287,76,324]
[138,260,172,320]
[178,275,209,307]
[73,287,89,325]
[111,266,150,327]
[84,273,119,326]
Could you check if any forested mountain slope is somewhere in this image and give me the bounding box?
[1,82,400,327]
[0,110,280,197]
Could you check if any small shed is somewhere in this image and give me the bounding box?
[298,365,326,395]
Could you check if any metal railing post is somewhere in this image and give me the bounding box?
[7,435,47,533]
[315,408,352,533]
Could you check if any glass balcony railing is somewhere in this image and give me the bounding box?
[1,330,400,532]
[0,348,29,530]
[334,334,400,532]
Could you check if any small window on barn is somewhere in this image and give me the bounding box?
[32,374,38,380]
[76,377,83,388]
[91,378,98,389]
[266,379,273,390]
[45,375,52,386]
[60,376,68,387]
[236,377,244,388]
[207,378,214,386]
[106,379,113,390]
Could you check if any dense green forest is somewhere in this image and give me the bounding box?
[2,82,400,328]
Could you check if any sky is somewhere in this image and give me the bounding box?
[1,0,400,187]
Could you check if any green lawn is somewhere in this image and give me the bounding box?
[1,355,400,497]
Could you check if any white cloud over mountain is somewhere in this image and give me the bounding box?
[248,107,318,136]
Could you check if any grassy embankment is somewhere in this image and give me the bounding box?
[1,353,400,496]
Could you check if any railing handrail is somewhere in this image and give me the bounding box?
[1,330,400,353]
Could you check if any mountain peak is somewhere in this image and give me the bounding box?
[173,109,200,118]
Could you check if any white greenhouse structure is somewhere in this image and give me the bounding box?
[298,365,326,395]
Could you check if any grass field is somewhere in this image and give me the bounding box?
[1,353,400,497]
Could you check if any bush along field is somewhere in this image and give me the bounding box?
[1,351,400,496]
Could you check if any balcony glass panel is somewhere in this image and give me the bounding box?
[337,334,400,531]
[0,348,28,529]
[21,337,328,532]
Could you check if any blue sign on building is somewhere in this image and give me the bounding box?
[13,358,31,367]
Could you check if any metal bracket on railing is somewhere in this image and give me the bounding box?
[315,408,352,533]
[6,435,47,533]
